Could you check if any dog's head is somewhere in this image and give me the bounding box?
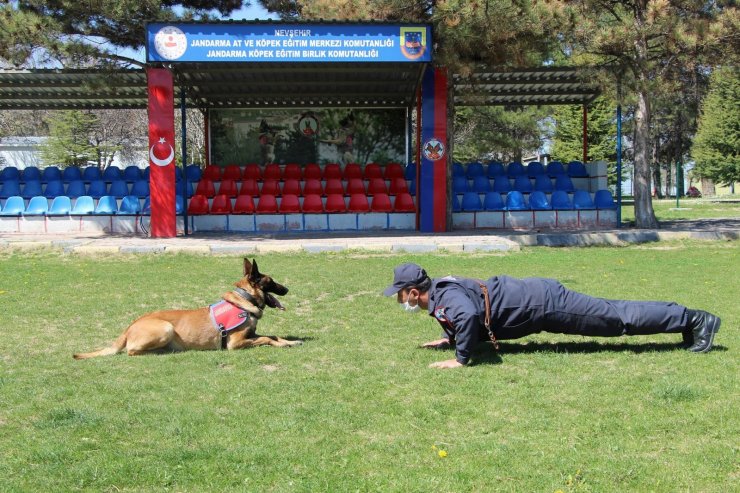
[238,258,288,310]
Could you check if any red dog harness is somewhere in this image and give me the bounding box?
[209,300,252,349]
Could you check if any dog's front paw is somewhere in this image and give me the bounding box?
[287,339,304,347]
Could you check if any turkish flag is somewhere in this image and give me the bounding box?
[147,68,176,238]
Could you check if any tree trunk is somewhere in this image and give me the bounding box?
[701,177,715,196]
[633,89,659,227]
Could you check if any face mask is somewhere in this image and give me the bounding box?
[401,300,421,313]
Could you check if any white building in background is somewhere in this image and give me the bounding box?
[0,136,148,170]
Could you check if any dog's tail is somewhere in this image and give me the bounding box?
[73,331,128,360]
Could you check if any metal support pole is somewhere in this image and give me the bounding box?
[616,79,623,228]
[582,104,588,163]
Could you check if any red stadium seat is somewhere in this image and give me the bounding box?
[217,179,238,197]
[260,179,281,196]
[256,194,278,213]
[210,194,233,214]
[324,178,344,195]
[345,178,366,195]
[239,179,259,196]
[243,164,262,180]
[233,195,255,214]
[281,179,302,196]
[383,163,404,180]
[363,163,383,180]
[283,163,302,180]
[302,178,323,196]
[370,193,393,212]
[394,192,416,212]
[323,163,342,180]
[343,163,362,180]
[202,165,222,181]
[301,194,324,213]
[194,179,216,198]
[324,193,347,212]
[367,178,388,195]
[279,194,301,213]
[303,163,322,180]
[348,194,370,212]
[388,177,408,195]
[263,163,281,180]
[187,194,209,215]
[222,165,242,180]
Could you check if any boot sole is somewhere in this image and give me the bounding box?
[690,315,721,353]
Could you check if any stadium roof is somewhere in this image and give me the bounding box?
[0,65,599,110]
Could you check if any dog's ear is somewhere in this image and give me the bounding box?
[243,258,252,277]
[248,259,261,283]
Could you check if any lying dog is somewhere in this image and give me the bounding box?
[73,258,301,359]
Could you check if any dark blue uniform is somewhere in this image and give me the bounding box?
[428,275,689,364]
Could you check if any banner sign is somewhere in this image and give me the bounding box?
[147,68,176,238]
[146,23,432,63]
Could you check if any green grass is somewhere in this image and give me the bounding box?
[0,242,738,492]
[620,198,740,223]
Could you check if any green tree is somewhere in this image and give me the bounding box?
[691,66,740,186]
[550,96,616,163]
[556,0,738,227]
[0,1,247,67]
[41,110,99,167]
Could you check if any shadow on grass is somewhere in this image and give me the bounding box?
[468,341,727,366]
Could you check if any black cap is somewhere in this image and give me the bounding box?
[382,263,428,296]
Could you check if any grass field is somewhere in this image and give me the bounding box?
[620,198,740,223]
[0,241,737,492]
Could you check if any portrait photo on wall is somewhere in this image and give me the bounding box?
[209,108,406,166]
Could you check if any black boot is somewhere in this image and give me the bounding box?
[685,310,721,353]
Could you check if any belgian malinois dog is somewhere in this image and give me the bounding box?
[73,258,301,359]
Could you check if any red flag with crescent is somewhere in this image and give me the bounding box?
[147,68,176,238]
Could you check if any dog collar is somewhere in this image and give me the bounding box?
[234,287,265,310]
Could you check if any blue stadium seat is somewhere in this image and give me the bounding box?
[1,166,20,180]
[123,165,142,182]
[461,192,483,211]
[466,162,485,179]
[22,166,41,182]
[573,190,595,209]
[492,176,511,193]
[483,191,505,211]
[534,174,553,192]
[118,195,142,214]
[21,180,43,199]
[43,179,65,198]
[71,196,95,214]
[452,193,462,212]
[176,180,194,198]
[594,189,617,209]
[174,166,183,182]
[487,161,505,178]
[551,190,573,210]
[529,191,552,210]
[82,166,102,182]
[546,161,566,177]
[404,163,417,181]
[527,161,545,177]
[505,191,528,210]
[142,167,151,180]
[102,166,123,182]
[175,195,186,214]
[554,175,576,192]
[513,175,533,192]
[62,166,83,183]
[184,164,202,183]
[452,162,465,178]
[472,175,491,193]
[0,196,25,216]
[142,197,151,215]
[42,166,62,182]
[567,161,589,177]
[507,162,525,177]
[65,180,86,198]
[408,179,416,196]
[94,195,118,214]
[108,180,130,199]
[24,196,48,215]
[87,179,107,199]
[130,179,150,198]
[48,196,72,215]
[0,179,21,198]
[452,176,469,194]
